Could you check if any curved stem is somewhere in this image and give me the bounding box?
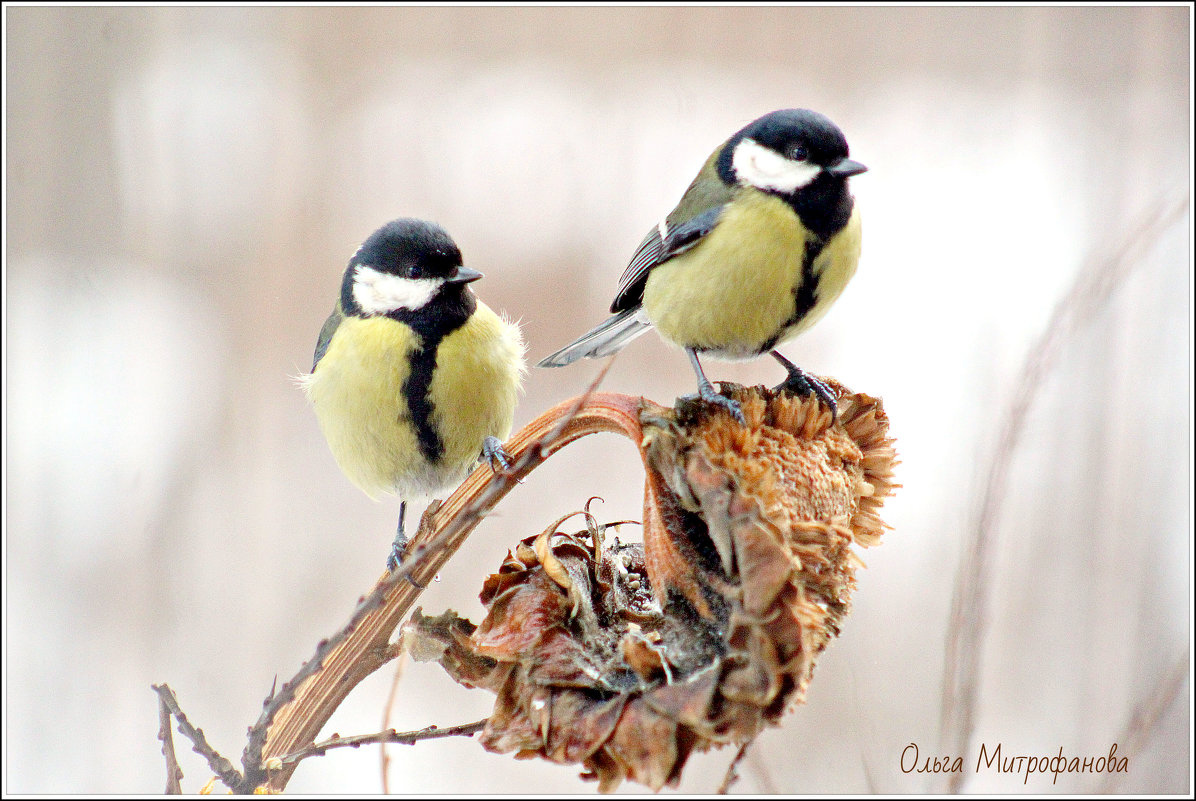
[252,389,644,792]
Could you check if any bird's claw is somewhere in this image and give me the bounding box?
[482,435,514,473]
[386,532,407,573]
[683,348,746,425]
[775,367,838,423]
[386,537,427,588]
[681,387,747,426]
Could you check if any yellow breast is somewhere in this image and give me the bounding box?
[427,303,525,478]
[782,205,861,342]
[301,304,524,499]
[641,192,861,358]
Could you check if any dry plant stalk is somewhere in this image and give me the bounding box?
[251,387,642,791]
[408,382,898,791]
[155,378,895,794]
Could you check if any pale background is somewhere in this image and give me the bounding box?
[4,5,1191,795]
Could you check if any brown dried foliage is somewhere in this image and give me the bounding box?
[408,383,898,791]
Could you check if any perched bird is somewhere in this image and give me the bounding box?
[299,218,525,570]
[537,108,866,424]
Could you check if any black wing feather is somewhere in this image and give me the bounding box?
[609,205,725,313]
[610,226,663,313]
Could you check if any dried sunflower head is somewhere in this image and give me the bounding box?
[408,384,898,791]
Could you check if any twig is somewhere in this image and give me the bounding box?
[938,191,1190,793]
[717,741,751,793]
[744,741,779,794]
[240,642,344,791]
[151,683,242,791]
[251,364,647,791]
[380,638,410,793]
[274,719,489,768]
[238,376,613,790]
[1097,654,1189,792]
[156,688,184,793]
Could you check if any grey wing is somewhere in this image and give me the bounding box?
[311,302,344,372]
[609,205,725,313]
[534,308,652,367]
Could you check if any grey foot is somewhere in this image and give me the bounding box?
[481,435,513,473]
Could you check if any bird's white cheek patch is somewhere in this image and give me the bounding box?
[733,138,821,193]
[352,265,442,314]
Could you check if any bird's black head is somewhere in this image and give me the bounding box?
[716,108,866,237]
[352,218,463,281]
[340,218,482,318]
[740,109,852,167]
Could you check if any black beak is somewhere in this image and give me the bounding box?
[447,266,484,284]
[827,158,868,178]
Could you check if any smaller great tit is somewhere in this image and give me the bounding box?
[537,108,866,424]
[299,218,525,570]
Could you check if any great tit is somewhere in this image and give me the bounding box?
[300,218,525,570]
[537,108,866,424]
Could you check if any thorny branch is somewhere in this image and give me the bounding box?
[717,742,752,794]
[274,719,489,768]
[151,683,242,791]
[163,364,629,792]
[240,647,334,789]
[156,688,184,794]
[262,374,621,785]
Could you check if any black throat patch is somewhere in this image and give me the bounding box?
[390,288,477,463]
[784,175,855,240]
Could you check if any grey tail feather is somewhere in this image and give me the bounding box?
[536,309,653,367]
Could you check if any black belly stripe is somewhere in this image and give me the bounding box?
[403,336,446,462]
[392,288,477,464]
[758,180,854,354]
[761,236,826,353]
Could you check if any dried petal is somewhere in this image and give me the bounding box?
[409,384,898,792]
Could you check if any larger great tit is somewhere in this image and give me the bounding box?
[300,218,525,570]
[537,108,866,424]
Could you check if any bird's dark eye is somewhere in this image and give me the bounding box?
[408,265,423,279]
[789,143,808,161]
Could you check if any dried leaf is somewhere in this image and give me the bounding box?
[410,384,898,792]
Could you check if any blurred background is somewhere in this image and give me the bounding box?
[4,5,1190,794]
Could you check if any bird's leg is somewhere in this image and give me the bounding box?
[392,502,416,571]
[682,348,746,425]
[386,501,408,573]
[386,502,428,587]
[387,502,429,586]
[481,435,513,473]
[770,350,838,422]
